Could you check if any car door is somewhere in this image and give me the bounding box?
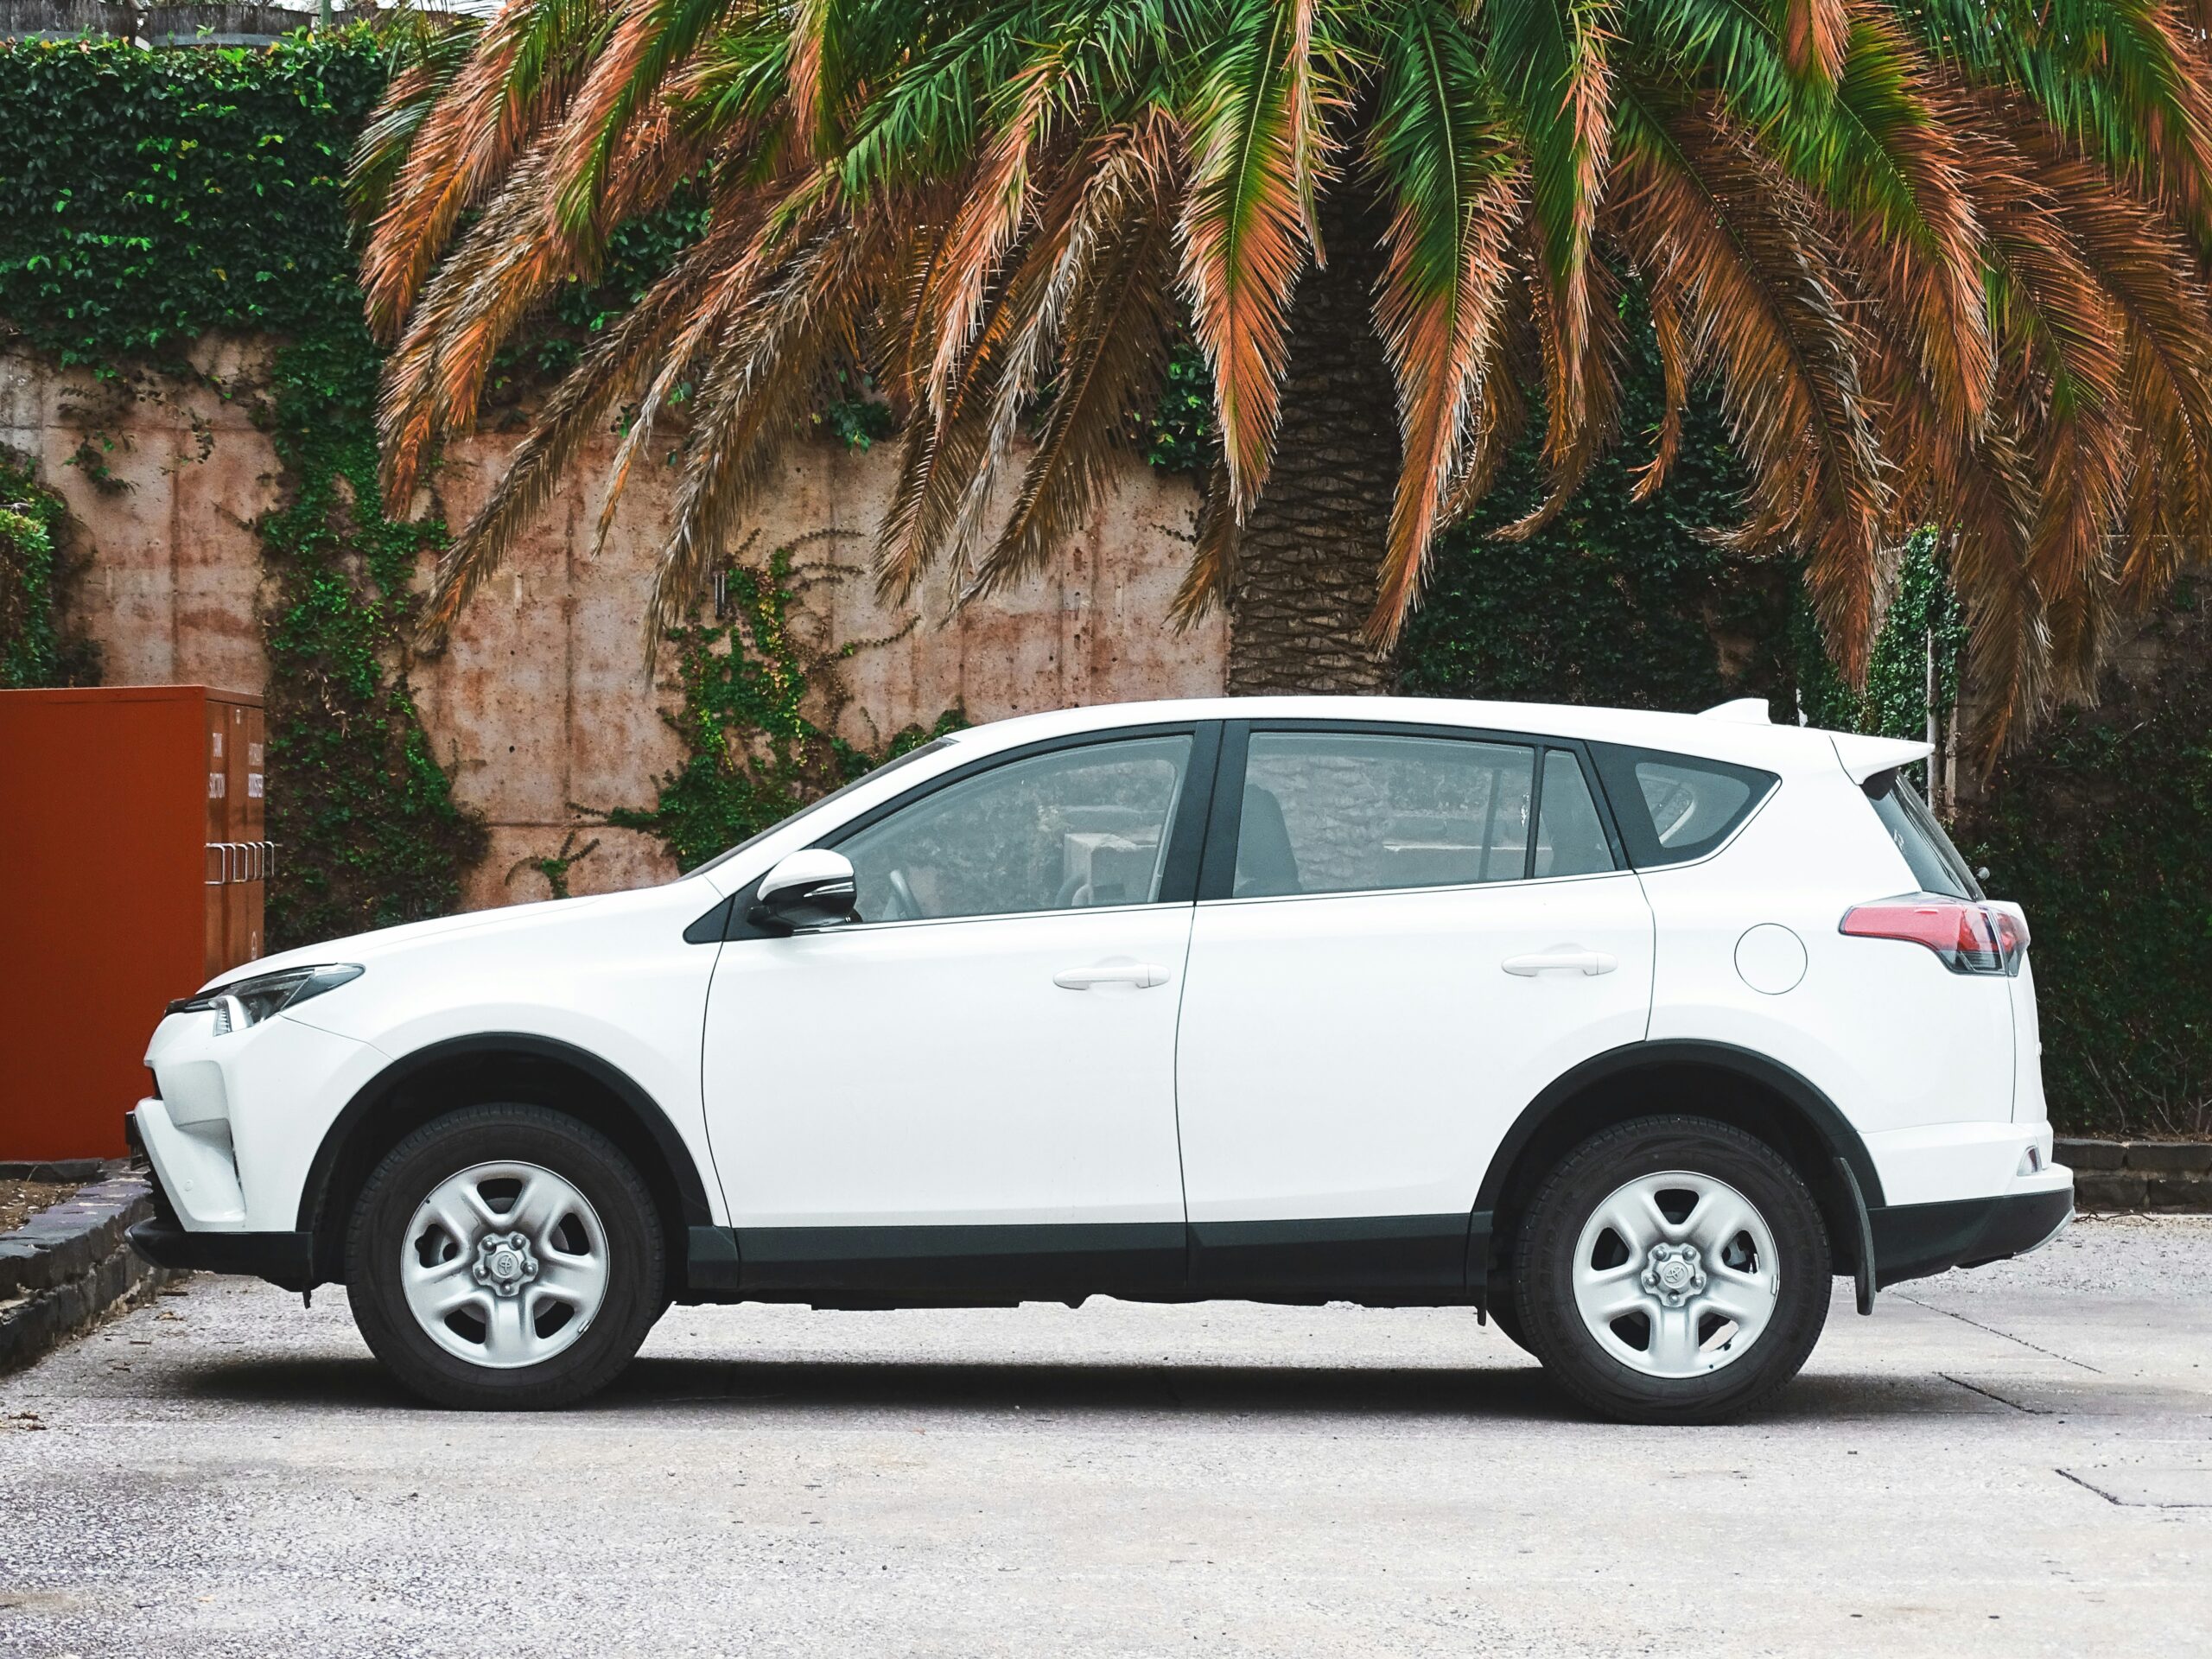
[1173,722,1655,1292]
[702,724,1216,1295]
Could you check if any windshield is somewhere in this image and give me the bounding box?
[686,737,961,879]
[1865,770,1983,899]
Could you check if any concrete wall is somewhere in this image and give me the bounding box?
[0,343,1227,909]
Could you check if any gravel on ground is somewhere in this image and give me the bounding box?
[0,1216,2206,1658]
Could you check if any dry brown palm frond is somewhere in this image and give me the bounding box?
[925,136,1160,591]
[895,129,1165,596]
[1169,454,1243,626]
[785,0,834,159]
[2114,331,2212,606]
[537,0,736,255]
[1610,92,1888,678]
[1630,269,1694,501]
[414,218,748,645]
[1948,124,2131,698]
[1495,234,1623,543]
[588,177,831,562]
[362,0,613,341]
[645,219,885,645]
[1178,1,1319,520]
[920,59,1064,417]
[1777,0,1848,86]
[1827,18,1992,441]
[1993,108,2212,658]
[1367,160,1526,647]
[2026,400,2128,698]
[1281,0,1343,263]
[967,166,1181,599]
[877,184,969,418]
[1437,296,1538,529]
[377,146,561,514]
[378,105,702,509]
[1938,420,2046,760]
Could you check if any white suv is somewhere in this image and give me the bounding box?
[128,696,2072,1421]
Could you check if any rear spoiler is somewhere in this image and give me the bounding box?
[1831,731,1933,785]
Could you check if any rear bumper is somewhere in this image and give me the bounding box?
[126,1218,315,1292]
[1868,1185,2074,1290]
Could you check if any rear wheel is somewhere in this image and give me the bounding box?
[346,1104,664,1410]
[1514,1116,1829,1424]
[1484,1274,1535,1357]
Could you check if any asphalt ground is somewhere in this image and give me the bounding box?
[2,1214,2207,1657]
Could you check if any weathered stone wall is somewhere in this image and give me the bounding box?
[0,345,1227,909]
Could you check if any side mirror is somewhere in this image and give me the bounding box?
[751,849,859,932]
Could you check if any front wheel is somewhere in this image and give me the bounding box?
[1514,1116,1830,1424]
[346,1104,665,1410]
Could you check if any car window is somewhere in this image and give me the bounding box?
[1538,749,1615,877]
[1590,744,1778,868]
[1234,732,1538,897]
[1866,769,1983,899]
[836,734,1192,922]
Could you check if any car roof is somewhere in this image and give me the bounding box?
[935,695,1925,779]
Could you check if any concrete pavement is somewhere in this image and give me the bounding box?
[1,1215,2207,1656]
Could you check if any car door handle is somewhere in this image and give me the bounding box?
[1502,950,1618,977]
[1052,963,1172,990]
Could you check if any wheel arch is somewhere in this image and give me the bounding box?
[296,1033,714,1286]
[1475,1040,1883,1278]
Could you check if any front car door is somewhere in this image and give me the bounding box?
[702,724,1217,1296]
[1173,721,1656,1294]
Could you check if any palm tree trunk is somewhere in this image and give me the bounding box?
[1225,196,1402,696]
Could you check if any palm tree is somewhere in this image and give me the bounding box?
[358,0,2212,758]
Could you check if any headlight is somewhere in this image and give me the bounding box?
[170,964,364,1033]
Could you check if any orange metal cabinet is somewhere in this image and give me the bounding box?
[0,685,268,1159]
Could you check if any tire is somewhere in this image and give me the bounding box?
[346,1104,665,1410]
[1484,1274,1535,1357]
[1514,1116,1830,1425]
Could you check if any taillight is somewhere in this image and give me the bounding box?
[1840,895,2030,976]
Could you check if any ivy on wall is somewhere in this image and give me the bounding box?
[0,35,381,362]
[257,322,487,943]
[0,448,99,688]
[1964,588,2212,1138]
[0,32,484,949]
[602,531,963,872]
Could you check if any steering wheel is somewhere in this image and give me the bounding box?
[884,868,921,922]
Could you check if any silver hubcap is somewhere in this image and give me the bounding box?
[1571,1171,1779,1379]
[401,1161,608,1370]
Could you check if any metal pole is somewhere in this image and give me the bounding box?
[1920,628,1937,809]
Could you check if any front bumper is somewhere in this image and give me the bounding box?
[1868,1185,2075,1290]
[124,1110,316,1291]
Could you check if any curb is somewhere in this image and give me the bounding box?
[0,1172,178,1376]
[2056,1139,2212,1213]
[0,1160,107,1184]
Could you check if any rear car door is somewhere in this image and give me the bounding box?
[1173,722,1656,1292]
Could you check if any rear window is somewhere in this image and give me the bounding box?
[1865,770,1983,899]
[1590,744,1778,868]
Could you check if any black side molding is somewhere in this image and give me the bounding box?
[1189,1213,1471,1297]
